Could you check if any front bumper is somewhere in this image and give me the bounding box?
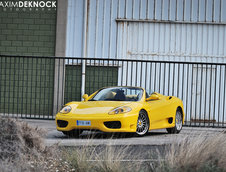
[55,113,138,132]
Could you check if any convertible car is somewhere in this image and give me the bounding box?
[55,86,185,136]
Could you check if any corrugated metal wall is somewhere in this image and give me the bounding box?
[117,22,226,62]
[66,0,119,58]
[66,0,84,57]
[66,0,226,61]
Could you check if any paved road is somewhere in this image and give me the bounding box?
[23,119,225,146]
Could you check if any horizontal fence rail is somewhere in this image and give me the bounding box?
[0,55,225,128]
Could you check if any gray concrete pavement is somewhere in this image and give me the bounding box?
[23,119,225,147]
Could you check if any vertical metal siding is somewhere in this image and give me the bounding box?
[66,0,119,58]
[117,22,226,62]
[66,0,226,58]
[66,0,84,57]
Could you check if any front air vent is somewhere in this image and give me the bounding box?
[57,120,68,128]
[104,121,121,129]
[168,117,173,124]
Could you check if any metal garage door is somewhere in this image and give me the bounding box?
[117,22,226,62]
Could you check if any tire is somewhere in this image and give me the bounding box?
[167,109,183,134]
[136,110,150,136]
[62,129,83,137]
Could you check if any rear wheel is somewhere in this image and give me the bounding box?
[167,109,183,134]
[62,129,83,137]
[136,110,150,136]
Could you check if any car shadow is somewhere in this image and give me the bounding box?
[59,130,168,139]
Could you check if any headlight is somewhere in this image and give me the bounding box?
[59,105,72,114]
[108,106,132,115]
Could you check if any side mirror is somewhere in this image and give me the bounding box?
[146,94,160,101]
[82,94,89,101]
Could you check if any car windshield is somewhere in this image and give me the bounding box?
[89,87,144,101]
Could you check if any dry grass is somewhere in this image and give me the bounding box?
[157,133,226,172]
[1,116,226,172]
[61,139,142,172]
[0,116,70,172]
[62,132,226,172]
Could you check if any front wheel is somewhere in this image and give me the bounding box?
[136,110,150,136]
[167,109,183,134]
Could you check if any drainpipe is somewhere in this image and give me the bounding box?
[81,0,88,100]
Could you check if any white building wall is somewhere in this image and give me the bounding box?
[66,0,226,61]
[117,22,226,62]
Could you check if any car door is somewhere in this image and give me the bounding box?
[146,96,172,129]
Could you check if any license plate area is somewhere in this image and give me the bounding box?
[76,120,91,126]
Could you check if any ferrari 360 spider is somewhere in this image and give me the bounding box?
[55,86,185,136]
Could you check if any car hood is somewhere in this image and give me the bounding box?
[68,101,135,115]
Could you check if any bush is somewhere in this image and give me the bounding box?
[0,117,70,172]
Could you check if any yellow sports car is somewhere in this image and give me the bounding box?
[56,86,185,137]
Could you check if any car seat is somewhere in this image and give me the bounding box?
[114,90,126,101]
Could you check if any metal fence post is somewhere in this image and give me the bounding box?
[81,60,86,99]
[81,0,88,100]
